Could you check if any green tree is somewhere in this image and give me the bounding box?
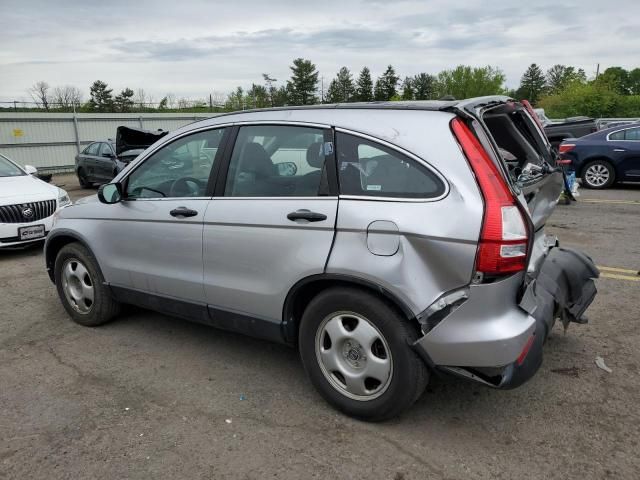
[516,63,547,104]
[597,67,630,95]
[538,82,622,118]
[262,73,278,106]
[325,79,342,103]
[326,67,355,102]
[355,67,374,102]
[401,77,414,100]
[287,58,319,105]
[374,65,400,101]
[247,83,269,108]
[158,96,168,110]
[225,86,245,111]
[114,87,135,112]
[628,68,640,95]
[436,65,506,100]
[272,85,289,107]
[413,73,436,100]
[88,80,113,112]
[546,65,587,94]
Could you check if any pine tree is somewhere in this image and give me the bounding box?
[114,87,135,112]
[88,80,113,112]
[374,65,400,101]
[287,58,319,105]
[355,67,373,102]
[401,77,414,100]
[326,79,342,103]
[413,73,436,100]
[517,64,547,104]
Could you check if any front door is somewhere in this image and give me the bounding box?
[95,142,116,183]
[97,127,228,303]
[611,127,640,179]
[203,123,338,330]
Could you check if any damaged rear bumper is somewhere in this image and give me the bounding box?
[413,246,599,389]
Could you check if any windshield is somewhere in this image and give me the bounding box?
[0,154,25,177]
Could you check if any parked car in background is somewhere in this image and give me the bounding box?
[534,108,597,148]
[559,123,640,189]
[0,153,71,248]
[45,97,598,420]
[75,127,167,187]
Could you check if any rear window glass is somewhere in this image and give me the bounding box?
[624,128,640,141]
[335,132,445,198]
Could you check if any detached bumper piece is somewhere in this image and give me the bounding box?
[414,246,599,390]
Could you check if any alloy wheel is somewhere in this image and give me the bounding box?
[584,164,610,187]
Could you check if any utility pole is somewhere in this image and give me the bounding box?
[13,100,17,112]
[595,63,600,81]
[321,76,324,104]
[209,93,213,111]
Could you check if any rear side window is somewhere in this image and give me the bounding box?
[624,128,640,140]
[609,130,625,140]
[335,132,445,198]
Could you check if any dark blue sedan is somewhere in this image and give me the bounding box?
[559,123,640,189]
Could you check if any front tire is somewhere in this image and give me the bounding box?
[77,168,91,188]
[582,160,615,189]
[54,242,120,326]
[299,287,428,421]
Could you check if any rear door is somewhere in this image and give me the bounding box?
[79,142,100,180]
[202,123,338,330]
[459,99,564,230]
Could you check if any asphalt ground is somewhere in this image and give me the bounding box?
[1,176,639,479]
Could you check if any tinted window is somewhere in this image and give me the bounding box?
[609,130,625,140]
[99,143,114,156]
[624,128,640,141]
[126,128,225,198]
[335,132,445,198]
[224,125,327,197]
[85,143,100,155]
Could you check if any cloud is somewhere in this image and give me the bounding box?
[0,0,638,100]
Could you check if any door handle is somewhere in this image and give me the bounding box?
[613,148,626,152]
[170,207,198,218]
[287,209,327,222]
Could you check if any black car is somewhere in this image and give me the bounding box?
[75,127,167,187]
[559,123,640,189]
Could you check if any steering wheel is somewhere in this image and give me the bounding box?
[169,177,203,197]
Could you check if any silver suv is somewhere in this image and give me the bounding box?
[45,97,598,420]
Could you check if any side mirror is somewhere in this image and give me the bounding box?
[24,165,38,175]
[98,183,123,204]
[276,161,298,177]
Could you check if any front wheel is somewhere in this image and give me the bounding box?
[54,242,120,326]
[299,287,428,421]
[582,160,615,189]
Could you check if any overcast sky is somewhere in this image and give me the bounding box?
[1,0,638,103]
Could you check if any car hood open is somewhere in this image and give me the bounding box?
[115,126,168,155]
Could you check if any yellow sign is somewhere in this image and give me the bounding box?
[12,129,24,137]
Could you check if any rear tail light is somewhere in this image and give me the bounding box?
[451,118,530,276]
[558,143,575,154]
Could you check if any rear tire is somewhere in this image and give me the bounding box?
[581,160,615,189]
[299,287,428,421]
[54,242,120,326]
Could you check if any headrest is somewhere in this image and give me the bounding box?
[239,142,274,177]
[306,142,325,168]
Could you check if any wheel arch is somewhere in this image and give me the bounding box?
[282,274,417,345]
[45,230,98,283]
